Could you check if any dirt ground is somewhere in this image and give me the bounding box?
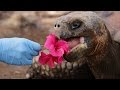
[0,62,29,79]
[0,11,120,79]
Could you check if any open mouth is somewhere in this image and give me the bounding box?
[63,36,88,54]
[59,35,89,62]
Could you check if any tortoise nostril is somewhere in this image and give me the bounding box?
[58,24,60,27]
[55,24,57,27]
[54,24,60,28]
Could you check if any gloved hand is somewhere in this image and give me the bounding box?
[0,37,41,65]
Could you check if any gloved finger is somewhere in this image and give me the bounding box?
[23,52,33,60]
[21,59,32,65]
[28,49,39,56]
[13,59,32,66]
[27,40,41,51]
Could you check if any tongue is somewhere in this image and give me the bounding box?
[67,38,80,49]
[67,37,85,49]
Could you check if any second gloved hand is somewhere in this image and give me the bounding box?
[0,37,41,65]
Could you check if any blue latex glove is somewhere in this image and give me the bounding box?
[0,37,41,65]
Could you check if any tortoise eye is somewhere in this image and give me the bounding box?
[71,20,82,30]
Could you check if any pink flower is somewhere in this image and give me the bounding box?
[39,34,69,68]
[39,52,63,68]
[44,34,69,57]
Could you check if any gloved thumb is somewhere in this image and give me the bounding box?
[27,40,41,51]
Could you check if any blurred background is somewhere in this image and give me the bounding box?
[0,11,119,79]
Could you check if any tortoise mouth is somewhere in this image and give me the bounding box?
[58,35,89,62]
[62,36,88,55]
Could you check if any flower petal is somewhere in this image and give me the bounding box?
[57,40,69,53]
[39,52,49,64]
[50,48,64,56]
[44,34,57,49]
[47,57,55,68]
[39,34,70,67]
[57,56,63,64]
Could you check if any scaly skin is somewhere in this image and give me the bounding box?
[26,50,94,79]
[26,11,120,79]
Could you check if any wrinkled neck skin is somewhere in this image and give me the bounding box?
[87,32,120,79]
